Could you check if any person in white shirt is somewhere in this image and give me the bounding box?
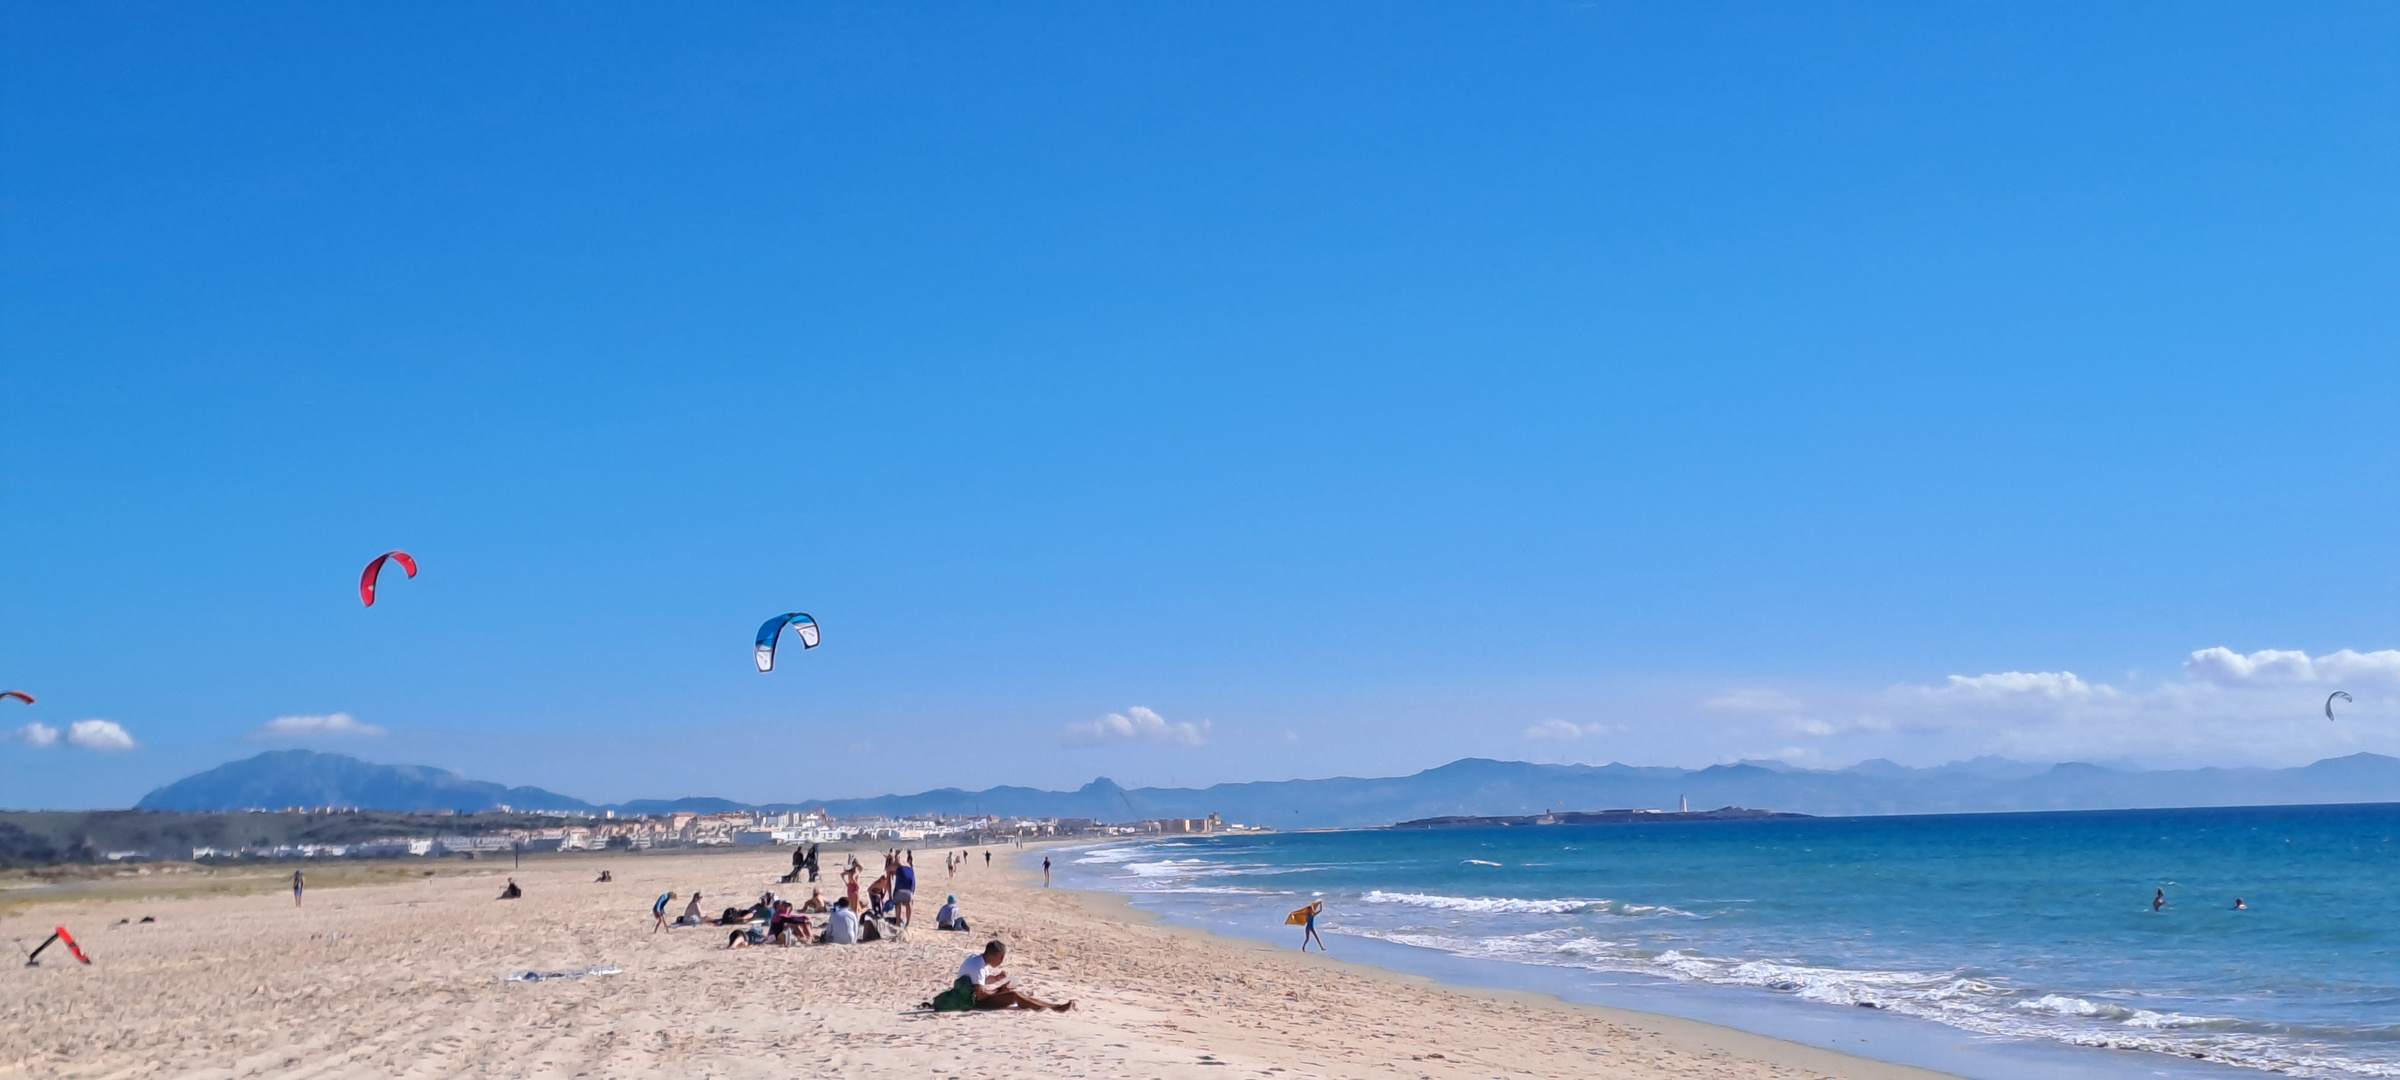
[821,898,862,944]
[958,940,1073,1011]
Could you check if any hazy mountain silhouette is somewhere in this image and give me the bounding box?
[128,749,2400,827]
[135,750,595,814]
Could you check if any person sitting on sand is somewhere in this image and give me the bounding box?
[595,870,613,883]
[770,900,810,945]
[934,940,1074,1012]
[678,893,706,927]
[820,897,862,945]
[499,878,522,900]
[799,889,828,914]
[935,895,969,932]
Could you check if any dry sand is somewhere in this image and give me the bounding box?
[0,846,1954,1079]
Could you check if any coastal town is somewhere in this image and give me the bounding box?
[163,809,1244,863]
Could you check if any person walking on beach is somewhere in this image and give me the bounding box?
[292,869,304,908]
[653,891,676,932]
[1043,856,1052,887]
[1295,901,1328,952]
[984,850,991,867]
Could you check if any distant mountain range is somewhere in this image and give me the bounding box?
[128,749,2400,827]
[136,750,601,815]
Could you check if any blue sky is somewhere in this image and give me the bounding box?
[4,3,2398,808]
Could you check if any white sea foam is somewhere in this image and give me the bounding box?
[1360,890,1697,918]
[1323,926,2392,1078]
[1072,846,1153,866]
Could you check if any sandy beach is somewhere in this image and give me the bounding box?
[0,846,1952,1080]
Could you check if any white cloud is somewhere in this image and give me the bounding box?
[1926,670,2095,701]
[1820,645,2400,767]
[2185,647,2400,687]
[1524,718,1612,740]
[255,712,386,738]
[66,719,137,751]
[6,721,61,748]
[1704,689,1803,712]
[1062,706,1209,747]
[1780,714,1894,738]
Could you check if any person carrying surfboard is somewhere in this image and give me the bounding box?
[1286,900,1328,952]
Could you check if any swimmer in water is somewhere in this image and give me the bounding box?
[2234,898,2248,910]
[2153,888,2166,912]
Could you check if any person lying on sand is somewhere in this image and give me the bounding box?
[595,870,612,883]
[930,941,1074,1012]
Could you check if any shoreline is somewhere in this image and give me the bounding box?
[1021,843,1960,1080]
[0,842,1960,1080]
[1048,838,2271,1080]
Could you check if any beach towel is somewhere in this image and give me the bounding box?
[931,976,978,1012]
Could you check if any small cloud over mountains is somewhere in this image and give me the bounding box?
[255,713,386,739]
[2185,647,2400,687]
[6,722,60,747]
[1924,670,2097,702]
[7,718,137,751]
[1524,718,1611,740]
[1062,706,1208,747]
[70,720,137,751]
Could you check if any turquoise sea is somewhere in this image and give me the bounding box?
[1060,804,2400,1080]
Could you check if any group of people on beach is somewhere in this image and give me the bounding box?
[652,848,985,947]
[639,844,1071,1013]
